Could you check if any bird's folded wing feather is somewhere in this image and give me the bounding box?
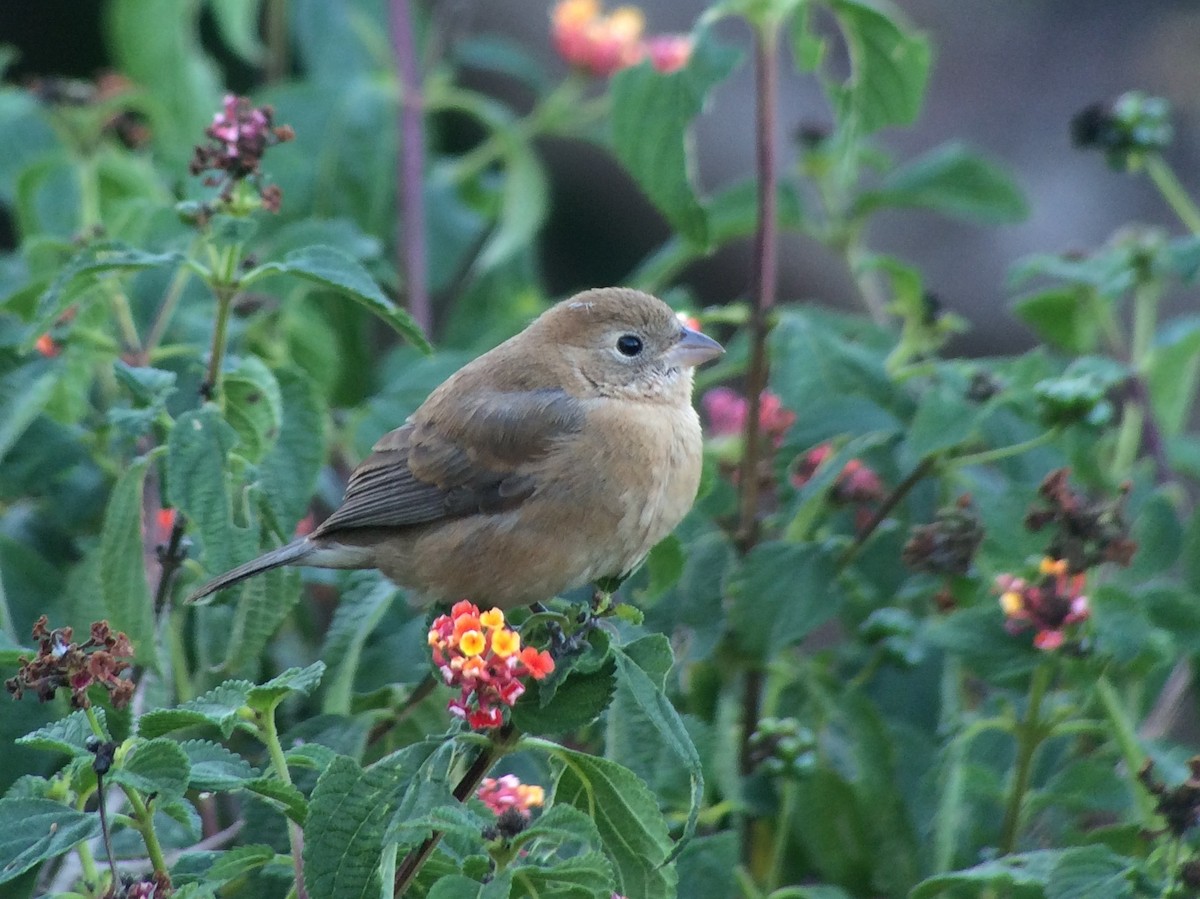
[312,388,585,535]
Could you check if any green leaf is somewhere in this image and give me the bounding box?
[109,738,191,801]
[1045,846,1134,899]
[175,844,276,888]
[243,777,309,825]
[179,739,259,791]
[168,406,245,577]
[136,680,253,738]
[321,574,400,715]
[826,0,931,133]
[259,366,327,532]
[113,361,177,407]
[1127,492,1182,579]
[675,831,738,899]
[223,564,302,677]
[99,455,157,666]
[475,137,548,273]
[246,661,326,713]
[0,798,102,884]
[222,356,283,464]
[1148,315,1200,435]
[611,29,741,246]
[0,363,57,464]
[1011,287,1100,354]
[428,873,513,899]
[728,542,841,660]
[16,709,106,758]
[304,745,440,899]
[910,850,1063,899]
[901,382,983,467]
[206,0,265,63]
[551,750,678,899]
[27,242,181,342]
[251,246,431,353]
[513,659,617,734]
[609,640,703,860]
[855,143,1027,224]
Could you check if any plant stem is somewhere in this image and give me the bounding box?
[998,664,1051,855]
[83,705,108,741]
[203,283,236,400]
[142,261,193,363]
[265,0,290,83]
[838,455,937,567]
[393,726,512,895]
[735,17,781,555]
[1145,155,1200,235]
[1095,674,1158,828]
[260,707,310,899]
[764,779,796,892]
[946,429,1060,471]
[121,786,171,881]
[389,0,432,335]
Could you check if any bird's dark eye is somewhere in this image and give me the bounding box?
[616,334,644,357]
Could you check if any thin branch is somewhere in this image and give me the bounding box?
[393,727,510,895]
[838,455,937,568]
[389,0,432,335]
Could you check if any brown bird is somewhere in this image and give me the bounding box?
[187,287,724,608]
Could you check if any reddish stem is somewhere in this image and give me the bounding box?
[389,0,432,334]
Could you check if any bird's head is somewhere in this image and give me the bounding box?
[534,287,724,403]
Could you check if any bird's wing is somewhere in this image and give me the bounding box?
[312,388,585,535]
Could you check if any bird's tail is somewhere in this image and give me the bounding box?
[186,538,313,605]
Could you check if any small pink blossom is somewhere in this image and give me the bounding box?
[702,388,796,445]
[997,558,1090,651]
[645,34,693,73]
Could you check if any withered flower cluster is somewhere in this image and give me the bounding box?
[1025,468,1137,572]
[6,617,134,709]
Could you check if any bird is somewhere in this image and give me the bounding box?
[187,287,724,609]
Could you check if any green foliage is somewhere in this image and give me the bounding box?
[3,1,1200,897]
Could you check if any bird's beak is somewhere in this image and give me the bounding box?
[669,327,724,368]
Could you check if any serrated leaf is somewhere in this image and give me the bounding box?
[513,659,617,734]
[16,709,105,758]
[109,738,190,800]
[427,872,513,899]
[113,360,177,406]
[175,843,276,888]
[551,750,678,899]
[910,850,1062,899]
[321,574,400,715]
[222,355,283,463]
[303,745,440,899]
[728,542,841,660]
[251,246,430,353]
[259,366,327,532]
[246,661,326,712]
[223,564,302,677]
[168,406,246,577]
[1046,846,1134,899]
[0,798,102,884]
[611,29,740,246]
[137,680,252,738]
[827,0,931,133]
[511,854,614,898]
[0,363,57,464]
[243,777,309,825]
[855,142,1027,224]
[179,739,259,791]
[609,640,703,860]
[99,455,157,666]
[28,242,181,341]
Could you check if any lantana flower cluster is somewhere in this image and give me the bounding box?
[476,775,546,819]
[551,0,693,78]
[703,387,797,448]
[6,617,134,709]
[996,558,1090,651]
[428,602,555,729]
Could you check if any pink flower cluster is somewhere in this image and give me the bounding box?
[552,0,693,78]
[476,775,546,819]
[996,558,1090,651]
[189,94,294,211]
[791,444,885,505]
[428,602,555,729]
[702,388,797,447]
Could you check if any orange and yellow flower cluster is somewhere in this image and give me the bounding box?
[476,774,546,818]
[551,0,693,78]
[996,558,1090,651]
[428,601,555,729]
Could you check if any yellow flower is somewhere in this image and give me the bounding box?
[1000,591,1024,616]
[459,629,486,657]
[491,628,522,658]
[1039,557,1067,576]
[480,608,505,630]
[518,784,545,808]
[552,0,599,28]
